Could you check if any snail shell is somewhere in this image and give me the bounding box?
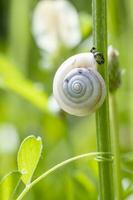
[53,53,106,116]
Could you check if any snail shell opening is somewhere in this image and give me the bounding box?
[53,53,106,116]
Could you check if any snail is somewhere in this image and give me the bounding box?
[53,48,106,116]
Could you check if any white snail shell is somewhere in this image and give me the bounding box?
[53,53,106,116]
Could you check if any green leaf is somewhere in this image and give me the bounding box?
[17,135,43,185]
[0,171,21,200]
[0,56,48,112]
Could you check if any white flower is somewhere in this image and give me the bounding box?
[0,124,19,154]
[32,0,81,53]
[108,45,119,62]
[127,195,133,200]
[48,95,60,113]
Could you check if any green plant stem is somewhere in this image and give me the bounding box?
[110,94,123,199]
[92,0,115,199]
[16,152,113,200]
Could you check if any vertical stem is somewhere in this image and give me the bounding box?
[108,0,131,150]
[110,95,123,200]
[92,0,115,200]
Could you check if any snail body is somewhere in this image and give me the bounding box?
[53,52,106,116]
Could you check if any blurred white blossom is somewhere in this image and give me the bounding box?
[32,0,81,53]
[127,195,133,200]
[0,124,19,154]
[48,95,60,113]
[122,178,131,190]
[108,45,119,62]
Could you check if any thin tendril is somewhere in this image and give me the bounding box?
[16,151,114,200]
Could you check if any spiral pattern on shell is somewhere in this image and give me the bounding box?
[53,53,106,116]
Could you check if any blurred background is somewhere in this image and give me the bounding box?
[0,0,133,199]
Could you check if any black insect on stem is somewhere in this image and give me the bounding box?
[90,47,105,65]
